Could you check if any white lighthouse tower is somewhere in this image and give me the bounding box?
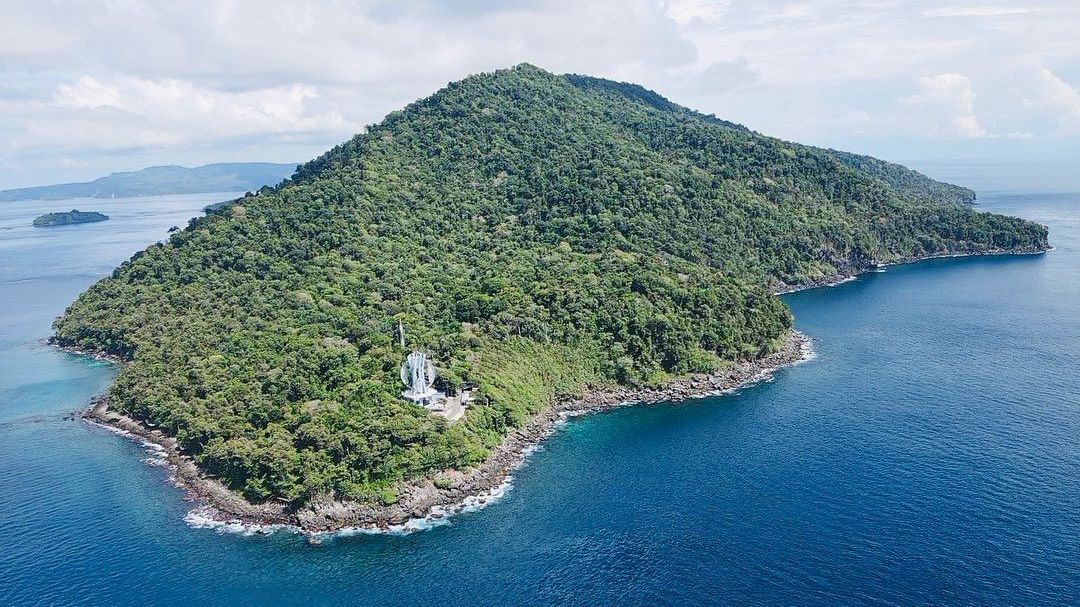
[398,321,444,409]
[401,350,441,407]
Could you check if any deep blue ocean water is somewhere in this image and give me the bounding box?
[1,190,1078,606]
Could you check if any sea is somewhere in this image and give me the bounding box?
[1,185,1077,606]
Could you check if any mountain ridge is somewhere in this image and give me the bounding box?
[0,162,295,202]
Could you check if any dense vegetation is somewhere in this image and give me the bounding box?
[33,209,109,227]
[54,64,1048,505]
[2,163,293,202]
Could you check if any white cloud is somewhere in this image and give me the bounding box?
[664,0,730,25]
[923,6,1030,18]
[0,0,1079,187]
[55,77,122,109]
[902,73,987,139]
[52,76,343,137]
[1024,66,1080,133]
[0,74,345,157]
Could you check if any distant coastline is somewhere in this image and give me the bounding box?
[1,162,293,202]
[773,244,1051,295]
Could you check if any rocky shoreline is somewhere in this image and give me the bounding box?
[774,245,1050,294]
[81,330,812,534]
[74,245,1050,535]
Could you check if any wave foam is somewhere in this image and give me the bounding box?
[89,420,171,467]
[86,419,132,437]
[184,442,543,540]
[141,440,169,466]
[826,275,858,287]
[183,507,297,536]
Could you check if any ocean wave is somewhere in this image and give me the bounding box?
[141,440,169,467]
[86,419,132,437]
[88,420,172,467]
[826,275,858,287]
[329,478,515,539]
[320,443,549,539]
[183,440,545,540]
[183,508,296,536]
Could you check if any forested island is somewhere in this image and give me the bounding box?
[2,163,294,202]
[33,209,109,227]
[54,64,1049,529]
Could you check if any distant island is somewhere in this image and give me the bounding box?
[55,64,1049,532]
[0,162,295,202]
[33,209,109,227]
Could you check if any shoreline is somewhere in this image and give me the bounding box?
[74,245,1049,536]
[81,331,812,535]
[773,245,1050,295]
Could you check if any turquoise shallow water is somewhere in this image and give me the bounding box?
[1,191,1078,606]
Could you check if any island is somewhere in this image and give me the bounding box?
[33,209,109,227]
[54,64,1049,532]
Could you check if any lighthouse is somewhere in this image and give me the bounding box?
[400,350,441,407]
[398,321,444,408]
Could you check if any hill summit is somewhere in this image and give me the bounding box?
[55,64,1048,509]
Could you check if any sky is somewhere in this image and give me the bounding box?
[2,0,1079,190]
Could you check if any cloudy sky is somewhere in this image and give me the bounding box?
[2,0,1079,190]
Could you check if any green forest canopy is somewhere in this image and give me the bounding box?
[54,64,1048,505]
